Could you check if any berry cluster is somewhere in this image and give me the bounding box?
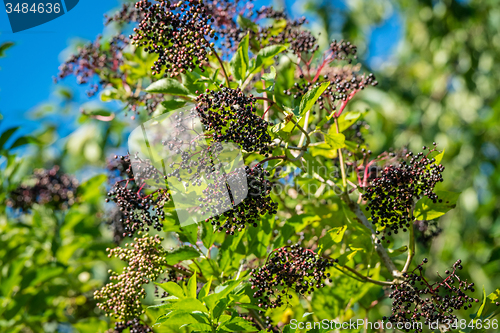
[363,145,445,235]
[195,87,272,155]
[106,176,169,237]
[250,245,335,309]
[94,235,167,320]
[8,166,78,211]
[107,318,153,333]
[285,71,377,113]
[329,39,358,63]
[253,8,317,55]
[386,259,477,329]
[56,35,128,97]
[130,0,214,77]
[104,2,143,25]
[206,164,278,234]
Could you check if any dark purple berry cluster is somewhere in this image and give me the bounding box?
[386,259,477,329]
[106,155,169,237]
[195,87,272,155]
[94,235,167,320]
[55,35,128,97]
[363,145,445,235]
[285,71,377,112]
[130,0,215,77]
[205,164,278,234]
[329,39,358,63]
[106,318,153,333]
[8,166,78,211]
[249,245,335,309]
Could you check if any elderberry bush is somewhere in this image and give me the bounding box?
[250,245,336,309]
[387,259,478,329]
[48,0,494,331]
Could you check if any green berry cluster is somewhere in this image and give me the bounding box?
[94,235,167,320]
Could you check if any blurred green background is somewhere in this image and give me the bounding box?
[1,0,499,331]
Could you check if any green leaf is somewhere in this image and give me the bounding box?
[299,82,330,115]
[250,45,287,74]
[387,246,408,257]
[337,111,361,132]
[145,78,190,95]
[198,276,213,300]
[230,33,250,83]
[413,191,460,220]
[9,136,36,150]
[161,99,187,112]
[155,282,186,298]
[309,143,337,159]
[324,133,346,150]
[318,225,347,254]
[187,274,197,298]
[262,66,276,81]
[230,50,246,82]
[337,249,359,266]
[212,298,229,320]
[166,246,200,265]
[237,15,259,33]
[0,127,19,150]
[0,42,14,58]
[221,317,258,332]
[184,323,213,332]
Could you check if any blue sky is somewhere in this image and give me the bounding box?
[0,0,402,136]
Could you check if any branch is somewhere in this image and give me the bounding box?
[344,196,401,279]
[334,116,347,188]
[341,265,395,286]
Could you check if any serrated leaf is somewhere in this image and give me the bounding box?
[145,78,190,95]
[324,133,345,150]
[414,191,460,220]
[166,246,200,265]
[299,82,330,115]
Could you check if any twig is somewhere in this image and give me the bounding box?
[211,47,230,88]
